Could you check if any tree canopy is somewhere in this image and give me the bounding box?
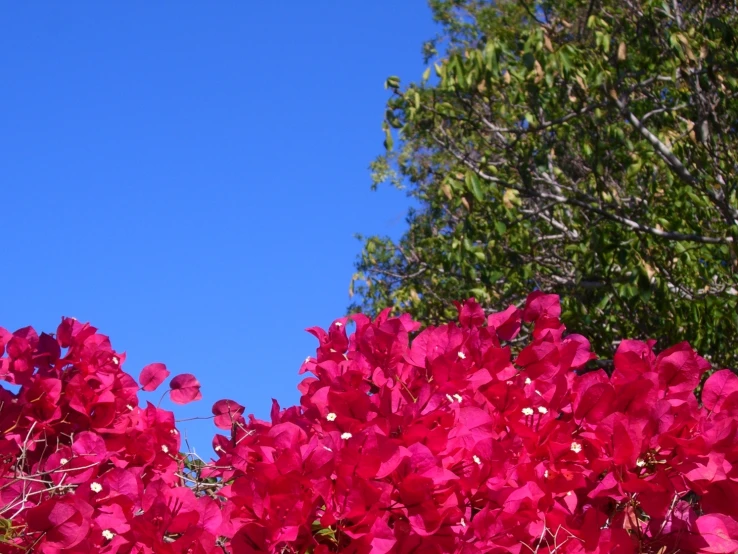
[351,0,738,368]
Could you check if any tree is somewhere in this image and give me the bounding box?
[351,0,738,368]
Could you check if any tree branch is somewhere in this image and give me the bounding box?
[435,131,734,245]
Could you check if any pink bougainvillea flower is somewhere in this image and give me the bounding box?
[169,373,203,404]
[212,399,246,430]
[2,292,737,553]
[138,362,171,392]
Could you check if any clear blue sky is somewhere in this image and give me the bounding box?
[0,2,436,454]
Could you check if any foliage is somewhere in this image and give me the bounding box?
[0,320,204,552]
[4,295,738,552]
[351,0,738,368]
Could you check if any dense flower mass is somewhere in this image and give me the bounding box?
[2,293,738,553]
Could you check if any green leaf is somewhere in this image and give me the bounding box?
[385,76,401,90]
[522,52,535,70]
[383,126,393,150]
[465,172,484,202]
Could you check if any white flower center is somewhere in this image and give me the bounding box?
[90,482,102,493]
[522,407,534,416]
[472,455,481,465]
[102,529,115,540]
[326,412,337,422]
[341,432,352,440]
[457,351,466,359]
[570,441,582,454]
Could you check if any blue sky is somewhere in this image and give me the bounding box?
[0,2,436,454]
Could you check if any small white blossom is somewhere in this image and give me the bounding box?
[335,322,343,327]
[453,394,463,403]
[112,356,119,365]
[161,445,169,454]
[570,441,582,454]
[544,470,549,478]
[457,351,466,359]
[341,432,352,440]
[525,378,532,385]
[537,406,548,414]
[102,529,115,540]
[636,458,646,468]
[472,455,481,465]
[90,482,102,493]
[170,429,178,435]
[60,458,69,466]
[326,412,337,422]
[566,491,573,496]
[522,407,534,416]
